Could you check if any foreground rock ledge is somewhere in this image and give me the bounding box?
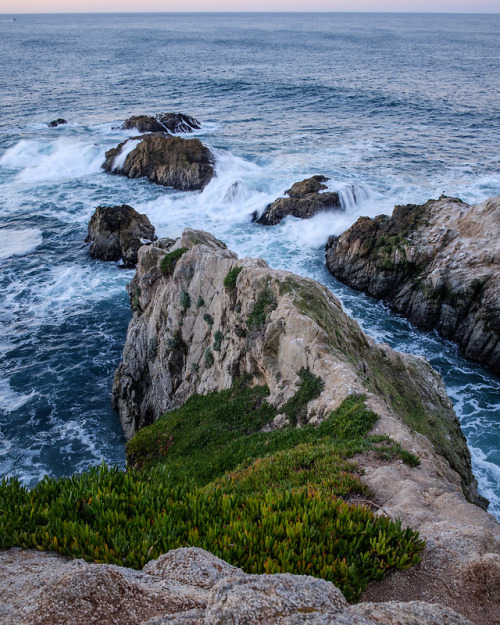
[103,134,214,191]
[325,195,500,372]
[0,547,473,625]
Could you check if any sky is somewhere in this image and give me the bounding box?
[0,0,499,12]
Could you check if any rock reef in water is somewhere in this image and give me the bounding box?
[325,195,500,372]
[103,135,214,191]
[47,118,67,127]
[86,204,156,267]
[256,175,343,225]
[0,547,474,625]
[122,112,201,134]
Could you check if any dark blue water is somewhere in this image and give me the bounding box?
[0,13,499,516]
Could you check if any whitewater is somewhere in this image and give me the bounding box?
[0,12,499,518]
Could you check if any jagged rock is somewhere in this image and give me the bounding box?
[256,175,343,225]
[0,547,474,625]
[86,204,157,267]
[122,113,201,134]
[48,118,67,127]
[103,135,214,191]
[325,195,500,372]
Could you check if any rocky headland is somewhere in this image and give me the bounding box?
[103,134,214,191]
[325,195,500,372]
[122,112,201,134]
[86,204,157,267]
[255,175,344,225]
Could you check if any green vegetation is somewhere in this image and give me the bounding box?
[247,284,277,329]
[160,247,188,275]
[213,330,223,352]
[180,291,191,309]
[204,348,214,368]
[0,376,423,602]
[196,296,205,308]
[203,313,214,327]
[224,266,243,291]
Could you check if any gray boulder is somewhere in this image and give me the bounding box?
[86,204,157,267]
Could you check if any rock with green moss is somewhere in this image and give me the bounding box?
[325,195,500,372]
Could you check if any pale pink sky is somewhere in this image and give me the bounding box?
[0,0,498,11]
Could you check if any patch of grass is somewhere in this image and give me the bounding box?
[213,330,223,351]
[224,266,243,291]
[160,247,188,276]
[0,381,424,603]
[247,284,277,329]
[282,368,325,426]
[179,291,191,309]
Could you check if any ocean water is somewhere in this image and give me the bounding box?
[0,13,499,518]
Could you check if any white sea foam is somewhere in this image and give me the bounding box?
[0,379,34,413]
[111,138,141,171]
[0,138,105,183]
[0,228,43,260]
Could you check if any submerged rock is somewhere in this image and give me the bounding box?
[47,118,67,127]
[325,195,500,372]
[256,175,343,225]
[0,547,474,625]
[103,134,214,191]
[122,112,201,134]
[86,204,156,267]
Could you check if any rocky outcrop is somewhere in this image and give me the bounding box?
[122,113,201,134]
[0,547,473,625]
[48,118,67,127]
[325,195,500,372]
[110,229,500,624]
[86,204,156,267]
[256,175,343,225]
[103,135,214,191]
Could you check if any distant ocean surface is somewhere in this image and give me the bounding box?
[0,13,499,518]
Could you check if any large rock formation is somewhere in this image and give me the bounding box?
[110,229,500,625]
[122,113,201,134]
[0,547,473,625]
[103,135,214,191]
[86,204,156,267]
[256,175,343,225]
[325,195,500,372]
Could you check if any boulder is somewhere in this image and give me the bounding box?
[103,135,214,191]
[122,113,201,134]
[48,118,67,127]
[0,547,474,625]
[325,195,500,372]
[256,175,343,225]
[86,204,156,267]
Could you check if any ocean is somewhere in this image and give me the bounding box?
[0,12,499,518]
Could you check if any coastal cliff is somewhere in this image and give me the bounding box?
[325,195,500,372]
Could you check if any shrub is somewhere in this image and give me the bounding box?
[213,330,223,351]
[224,266,243,291]
[203,313,214,326]
[247,285,277,329]
[196,296,205,308]
[160,247,188,276]
[204,348,214,368]
[180,291,191,309]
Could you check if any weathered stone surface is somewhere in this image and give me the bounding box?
[0,547,474,625]
[256,175,343,225]
[122,113,201,134]
[325,195,500,372]
[86,204,156,267]
[103,135,214,191]
[48,118,67,127]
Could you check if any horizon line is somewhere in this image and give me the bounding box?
[2,9,500,14]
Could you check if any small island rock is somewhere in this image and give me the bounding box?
[256,175,343,225]
[103,134,214,191]
[122,112,201,134]
[86,204,157,267]
[48,118,67,127]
